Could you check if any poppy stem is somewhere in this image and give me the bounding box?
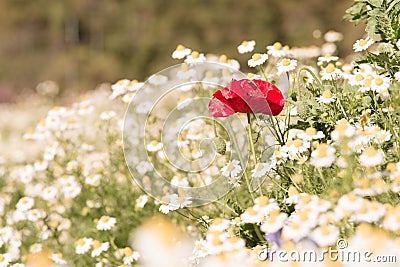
[247,113,257,165]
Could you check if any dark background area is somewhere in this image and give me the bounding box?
[0,0,363,101]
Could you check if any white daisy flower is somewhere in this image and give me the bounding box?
[184,51,206,64]
[110,79,130,99]
[29,243,43,254]
[394,72,400,81]
[382,209,400,232]
[176,63,196,80]
[135,195,148,209]
[396,39,400,49]
[248,53,268,67]
[321,42,337,55]
[0,254,11,267]
[148,74,168,86]
[99,111,116,121]
[122,92,135,103]
[171,174,189,187]
[359,147,384,167]
[371,75,391,93]
[311,225,339,247]
[208,218,230,232]
[317,54,339,64]
[237,40,256,54]
[220,160,242,178]
[16,197,34,211]
[127,79,144,92]
[240,207,263,223]
[75,238,93,254]
[310,143,336,168]
[172,44,191,59]
[353,37,374,52]
[277,58,297,74]
[260,209,287,234]
[324,30,343,42]
[281,221,310,242]
[251,162,271,178]
[331,119,356,141]
[50,253,67,265]
[91,241,110,257]
[136,161,153,175]
[123,247,140,265]
[266,42,288,57]
[85,174,101,187]
[316,90,336,104]
[297,127,325,141]
[97,216,117,231]
[27,209,46,222]
[146,140,163,152]
[135,101,153,114]
[320,63,342,80]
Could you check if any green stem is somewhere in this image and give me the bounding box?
[247,113,257,165]
[226,121,255,202]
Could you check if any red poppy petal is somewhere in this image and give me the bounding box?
[208,91,236,117]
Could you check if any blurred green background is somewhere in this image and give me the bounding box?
[0,0,363,101]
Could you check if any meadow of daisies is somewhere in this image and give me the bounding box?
[1,1,400,266]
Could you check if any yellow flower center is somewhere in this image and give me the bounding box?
[355,74,364,82]
[288,186,299,197]
[257,196,269,206]
[359,39,367,46]
[247,207,258,216]
[228,237,239,244]
[213,218,223,225]
[375,77,383,86]
[247,73,255,78]
[77,239,85,246]
[0,255,4,262]
[92,240,102,249]
[269,209,280,218]
[364,147,378,157]
[176,44,185,51]
[325,63,335,73]
[212,238,222,246]
[100,216,109,223]
[124,247,133,257]
[273,42,282,50]
[252,53,262,61]
[364,78,372,87]
[294,139,303,148]
[219,54,228,63]
[320,226,331,236]
[305,127,317,136]
[242,40,248,46]
[282,59,291,66]
[191,51,199,59]
[56,253,63,259]
[322,90,332,99]
[227,163,236,171]
[316,148,328,158]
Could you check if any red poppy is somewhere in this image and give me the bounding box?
[208,79,285,117]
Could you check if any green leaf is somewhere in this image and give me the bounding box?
[367,0,383,7]
[386,0,400,13]
[366,18,377,38]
